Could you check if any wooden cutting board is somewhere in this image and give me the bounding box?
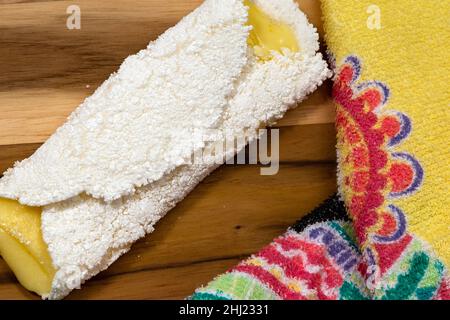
[0,0,336,299]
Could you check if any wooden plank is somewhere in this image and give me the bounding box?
[0,0,202,145]
[0,143,41,175]
[276,82,335,127]
[0,257,243,300]
[0,123,337,174]
[69,258,242,300]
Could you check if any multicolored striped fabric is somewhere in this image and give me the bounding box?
[191,196,448,300]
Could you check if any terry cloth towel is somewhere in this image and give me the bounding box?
[191,0,449,300]
[192,195,449,300]
[191,195,373,300]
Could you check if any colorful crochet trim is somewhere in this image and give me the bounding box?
[191,196,449,300]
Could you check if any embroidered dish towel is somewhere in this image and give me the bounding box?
[191,0,449,300]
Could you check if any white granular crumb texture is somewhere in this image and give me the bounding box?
[0,0,331,299]
[0,0,249,205]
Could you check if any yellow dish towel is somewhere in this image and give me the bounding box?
[191,0,449,300]
[323,0,449,294]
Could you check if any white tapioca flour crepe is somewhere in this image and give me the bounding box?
[0,0,330,299]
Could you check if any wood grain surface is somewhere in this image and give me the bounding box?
[0,0,337,299]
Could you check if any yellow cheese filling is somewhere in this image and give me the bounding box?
[245,0,299,61]
[0,1,298,297]
[0,199,55,296]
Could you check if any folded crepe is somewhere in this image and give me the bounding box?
[192,0,450,300]
[0,0,330,299]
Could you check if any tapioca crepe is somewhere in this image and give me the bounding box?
[0,0,330,299]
